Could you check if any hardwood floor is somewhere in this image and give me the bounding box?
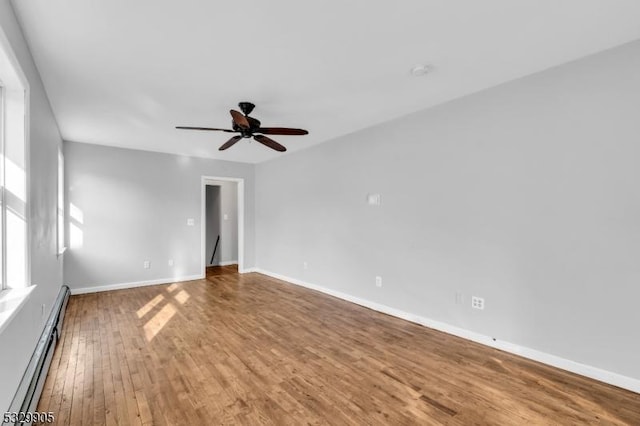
[36,268,640,425]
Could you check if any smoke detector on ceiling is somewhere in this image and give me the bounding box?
[410,64,432,76]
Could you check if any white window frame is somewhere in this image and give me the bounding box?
[1,82,5,291]
[0,22,32,331]
[0,39,29,291]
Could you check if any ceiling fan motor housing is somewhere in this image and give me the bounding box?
[232,116,261,136]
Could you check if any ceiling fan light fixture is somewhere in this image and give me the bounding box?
[410,64,432,77]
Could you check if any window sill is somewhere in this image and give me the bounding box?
[0,286,36,335]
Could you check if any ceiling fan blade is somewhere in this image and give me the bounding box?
[230,110,250,129]
[219,135,243,151]
[254,135,286,152]
[256,127,309,135]
[176,126,235,132]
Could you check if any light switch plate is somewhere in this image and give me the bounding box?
[187,218,195,226]
[367,193,381,206]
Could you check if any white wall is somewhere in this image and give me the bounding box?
[64,142,254,291]
[0,0,63,411]
[205,181,238,266]
[255,40,640,382]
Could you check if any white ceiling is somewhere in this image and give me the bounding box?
[11,1,640,164]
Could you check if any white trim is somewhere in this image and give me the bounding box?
[206,260,238,267]
[24,86,31,287]
[70,274,203,295]
[254,268,640,394]
[201,176,246,276]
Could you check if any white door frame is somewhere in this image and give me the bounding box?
[201,176,246,274]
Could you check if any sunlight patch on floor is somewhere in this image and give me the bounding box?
[174,290,190,305]
[143,303,176,341]
[137,294,165,318]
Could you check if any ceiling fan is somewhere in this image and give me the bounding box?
[176,102,308,152]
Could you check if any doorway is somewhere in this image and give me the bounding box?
[201,176,245,275]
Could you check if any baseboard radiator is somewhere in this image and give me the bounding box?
[3,285,70,426]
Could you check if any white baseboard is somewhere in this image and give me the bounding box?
[254,268,640,394]
[240,267,257,273]
[207,260,238,267]
[71,274,204,295]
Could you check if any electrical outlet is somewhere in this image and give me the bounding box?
[144,260,151,269]
[303,261,308,270]
[375,276,382,287]
[471,296,485,310]
[168,259,174,267]
[186,218,195,226]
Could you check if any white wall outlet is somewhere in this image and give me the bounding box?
[303,261,308,270]
[223,213,229,220]
[472,296,485,310]
[143,260,151,269]
[367,193,381,206]
[375,276,383,287]
[186,218,195,226]
[168,259,174,267]
[455,291,463,305]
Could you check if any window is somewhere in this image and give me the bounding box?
[57,149,65,255]
[1,82,4,291]
[0,28,28,292]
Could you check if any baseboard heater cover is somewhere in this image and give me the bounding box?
[3,285,70,426]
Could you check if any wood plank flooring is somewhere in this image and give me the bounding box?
[36,266,640,425]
